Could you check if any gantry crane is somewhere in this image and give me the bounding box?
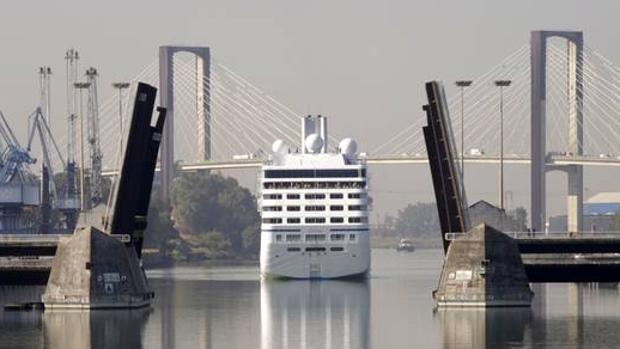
[0,110,38,233]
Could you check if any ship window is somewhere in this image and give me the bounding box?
[275,234,282,242]
[349,234,356,241]
[348,193,366,199]
[263,206,282,212]
[330,247,344,252]
[305,217,326,224]
[305,193,326,199]
[262,218,282,224]
[287,194,300,199]
[330,217,344,223]
[305,247,326,252]
[330,205,344,211]
[348,217,368,223]
[305,205,325,211]
[330,233,345,241]
[287,206,301,211]
[265,169,366,178]
[287,218,301,224]
[348,205,366,211]
[287,247,301,252]
[264,181,366,190]
[330,193,344,199]
[263,194,282,200]
[286,234,301,242]
[306,234,326,241]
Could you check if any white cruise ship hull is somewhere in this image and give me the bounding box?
[260,232,370,279]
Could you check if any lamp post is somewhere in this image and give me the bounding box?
[112,82,130,155]
[74,81,91,211]
[455,80,473,180]
[494,79,511,210]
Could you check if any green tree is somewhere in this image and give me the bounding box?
[170,171,260,256]
[143,195,179,253]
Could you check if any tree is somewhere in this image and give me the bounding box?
[143,195,179,253]
[392,202,440,238]
[170,171,260,256]
[507,206,528,231]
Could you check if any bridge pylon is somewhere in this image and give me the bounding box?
[530,30,583,233]
[159,46,211,205]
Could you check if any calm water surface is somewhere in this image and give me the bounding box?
[1,249,620,348]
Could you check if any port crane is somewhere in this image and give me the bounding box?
[0,111,35,184]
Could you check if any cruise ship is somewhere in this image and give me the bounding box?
[259,115,370,279]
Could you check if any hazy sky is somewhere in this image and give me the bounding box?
[1,0,620,220]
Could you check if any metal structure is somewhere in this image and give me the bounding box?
[422,81,469,251]
[0,110,38,233]
[64,49,79,210]
[26,108,72,230]
[158,46,211,204]
[85,68,103,205]
[112,82,130,156]
[74,81,90,211]
[109,82,166,259]
[39,67,52,123]
[494,79,511,210]
[530,30,584,234]
[38,67,52,233]
[454,80,472,180]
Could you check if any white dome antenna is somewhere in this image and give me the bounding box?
[339,138,358,155]
[271,139,288,154]
[304,134,324,153]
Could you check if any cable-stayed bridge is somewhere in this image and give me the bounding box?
[71,30,620,231]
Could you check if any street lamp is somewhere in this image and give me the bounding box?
[74,81,91,211]
[494,79,511,210]
[455,80,473,180]
[112,82,130,155]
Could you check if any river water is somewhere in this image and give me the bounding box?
[1,249,620,348]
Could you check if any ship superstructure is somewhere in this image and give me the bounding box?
[259,115,370,278]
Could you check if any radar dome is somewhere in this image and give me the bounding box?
[271,139,288,154]
[339,138,358,155]
[304,133,324,153]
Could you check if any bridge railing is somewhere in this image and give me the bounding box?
[445,231,620,241]
[0,234,132,243]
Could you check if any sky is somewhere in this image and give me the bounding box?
[1,0,620,222]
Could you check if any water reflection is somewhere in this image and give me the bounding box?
[260,279,370,349]
[0,286,150,349]
[436,308,531,349]
[43,309,150,349]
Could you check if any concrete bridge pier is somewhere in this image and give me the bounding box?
[566,165,583,234]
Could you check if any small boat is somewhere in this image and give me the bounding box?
[396,238,415,252]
